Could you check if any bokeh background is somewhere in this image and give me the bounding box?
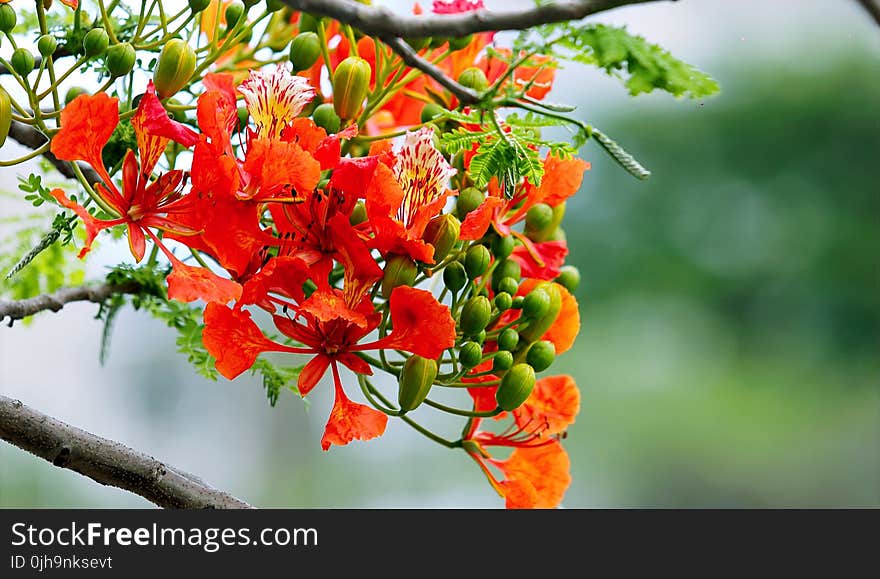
[1,0,878,508]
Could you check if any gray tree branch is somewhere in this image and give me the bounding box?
[0,282,142,326]
[856,0,880,26]
[0,395,253,508]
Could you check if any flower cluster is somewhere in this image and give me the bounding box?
[45,1,587,508]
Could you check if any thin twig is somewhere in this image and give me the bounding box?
[0,282,142,326]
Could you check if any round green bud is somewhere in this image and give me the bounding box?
[332,56,372,121]
[459,295,491,336]
[555,265,580,293]
[475,329,487,344]
[397,355,438,412]
[456,187,485,219]
[526,340,556,372]
[0,5,16,34]
[381,254,418,298]
[349,201,367,226]
[443,261,467,293]
[525,202,554,232]
[83,27,110,57]
[492,234,515,260]
[494,292,512,312]
[37,35,57,58]
[496,277,519,297]
[10,48,35,76]
[498,328,519,352]
[423,214,460,262]
[64,86,88,105]
[188,0,212,12]
[420,102,445,124]
[447,34,474,51]
[459,341,483,369]
[522,287,551,320]
[312,103,341,134]
[519,282,563,344]
[224,1,245,28]
[496,363,536,411]
[464,245,490,279]
[493,351,514,372]
[106,42,136,77]
[512,295,524,309]
[289,32,322,72]
[491,260,521,293]
[458,67,489,92]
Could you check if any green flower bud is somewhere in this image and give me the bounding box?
[492,234,515,260]
[265,0,285,12]
[188,0,212,12]
[493,351,513,372]
[10,48,34,77]
[447,34,474,51]
[83,27,110,57]
[397,355,438,413]
[496,363,536,411]
[242,0,260,9]
[518,282,563,344]
[298,13,319,33]
[526,340,555,372]
[455,187,485,219]
[405,36,431,51]
[498,328,519,352]
[153,38,196,98]
[429,36,447,49]
[442,261,467,293]
[106,42,136,77]
[423,214,460,262]
[0,5,16,34]
[64,86,88,105]
[332,56,371,121]
[349,201,367,226]
[525,202,554,233]
[224,1,245,28]
[457,67,489,92]
[464,244,490,279]
[381,254,417,298]
[522,287,550,320]
[475,329,487,344]
[37,35,57,58]
[459,341,483,369]
[494,292,512,312]
[420,102,445,124]
[459,296,491,336]
[555,265,580,293]
[512,295,524,309]
[496,277,519,297]
[0,87,11,148]
[491,259,521,293]
[312,103,341,134]
[289,32,322,72]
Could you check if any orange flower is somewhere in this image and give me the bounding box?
[476,48,557,100]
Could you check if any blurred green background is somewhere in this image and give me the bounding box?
[1,1,878,508]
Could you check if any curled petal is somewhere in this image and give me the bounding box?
[51,92,118,182]
[320,364,388,451]
[203,303,281,379]
[137,80,199,149]
[166,261,242,304]
[497,440,571,509]
[298,354,331,397]
[369,286,455,360]
[514,374,580,436]
[50,189,124,258]
[460,196,504,241]
[510,240,568,280]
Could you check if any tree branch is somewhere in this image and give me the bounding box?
[0,282,143,326]
[380,36,481,104]
[282,0,668,38]
[0,395,253,508]
[7,120,102,186]
[856,0,880,26]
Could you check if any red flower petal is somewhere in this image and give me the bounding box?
[510,240,568,280]
[498,440,571,509]
[51,92,118,181]
[513,374,580,436]
[460,196,504,240]
[369,286,455,360]
[203,303,280,379]
[239,255,311,309]
[242,138,321,199]
[320,364,388,450]
[138,80,199,148]
[298,354,331,396]
[50,188,123,258]
[166,261,242,304]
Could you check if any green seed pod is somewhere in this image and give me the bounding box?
[526,340,556,372]
[456,187,485,219]
[312,103,341,134]
[37,35,57,58]
[442,261,467,293]
[381,254,417,298]
[459,341,483,369]
[188,0,212,12]
[494,292,512,312]
[332,56,371,121]
[522,287,550,320]
[496,277,519,297]
[10,48,34,76]
[83,27,110,57]
[458,67,489,92]
[493,351,514,372]
[298,12,319,33]
[224,1,245,28]
[459,295,491,336]
[464,245,490,279]
[0,87,11,148]
[518,282,563,344]
[525,202,554,236]
[491,259,521,293]
[153,38,196,99]
[492,234,515,260]
[405,36,431,51]
[447,34,474,51]
[64,86,88,105]
[0,5,16,34]
[498,328,519,352]
[106,42,136,77]
[555,265,580,293]
[397,355,438,413]
[496,363,536,411]
[289,32,322,72]
[349,201,367,226]
[420,102,445,124]
[423,214,460,262]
